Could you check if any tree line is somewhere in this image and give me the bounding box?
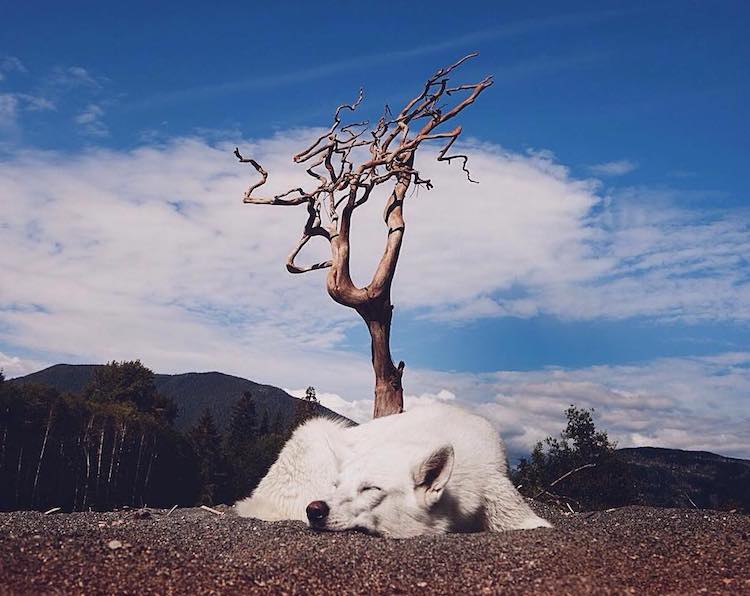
[511,405,637,510]
[0,361,319,511]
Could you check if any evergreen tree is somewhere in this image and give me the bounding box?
[0,379,197,511]
[258,411,271,436]
[291,385,319,431]
[224,391,260,500]
[271,410,285,435]
[512,405,621,510]
[227,391,258,446]
[84,360,177,424]
[189,409,230,505]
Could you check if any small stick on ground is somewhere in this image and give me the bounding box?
[43,507,61,515]
[167,505,178,516]
[200,505,224,516]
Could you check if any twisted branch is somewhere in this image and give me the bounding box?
[235,53,493,284]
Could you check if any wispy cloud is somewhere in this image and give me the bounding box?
[0,94,19,131]
[0,351,46,377]
[74,103,108,137]
[1,131,747,341]
[0,92,55,135]
[589,159,637,176]
[290,353,750,460]
[0,129,747,457]
[50,65,103,90]
[130,9,628,110]
[0,56,27,82]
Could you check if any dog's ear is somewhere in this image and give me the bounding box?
[413,444,454,507]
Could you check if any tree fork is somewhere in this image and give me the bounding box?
[236,54,492,419]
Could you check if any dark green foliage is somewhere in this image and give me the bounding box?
[227,391,258,447]
[223,391,286,502]
[512,405,623,510]
[291,385,319,432]
[615,447,750,512]
[16,365,349,434]
[84,360,177,424]
[6,364,352,511]
[188,409,231,506]
[0,378,199,512]
[509,405,750,512]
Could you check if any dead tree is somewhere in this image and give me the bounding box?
[235,54,492,418]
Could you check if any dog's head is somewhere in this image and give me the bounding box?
[306,443,454,538]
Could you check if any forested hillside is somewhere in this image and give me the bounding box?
[15,364,344,432]
[1,362,342,512]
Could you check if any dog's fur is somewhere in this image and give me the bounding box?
[235,403,550,538]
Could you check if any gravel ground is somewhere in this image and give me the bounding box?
[1,504,748,595]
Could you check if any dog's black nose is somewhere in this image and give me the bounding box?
[306,500,329,523]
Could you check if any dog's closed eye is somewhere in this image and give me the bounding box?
[358,485,382,494]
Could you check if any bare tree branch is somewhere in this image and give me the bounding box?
[234,53,492,417]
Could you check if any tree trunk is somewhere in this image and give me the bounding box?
[358,298,404,418]
[15,446,24,506]
[0,426,7,471]
[82,416,93,510]
[132,430,145,506]
[31,405,54,506]
[95,426,105,501]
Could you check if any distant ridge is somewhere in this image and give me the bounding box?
[614,446,750,511]
[13,363,350,432]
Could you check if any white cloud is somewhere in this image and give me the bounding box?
[0,130,748,458]
[0,131,747,354]
[0,352,47,378]
[1,132,747,335]
[0,93,55,135]
[289,353,750,459]
[589,159,637,176]
[74,103,108,137]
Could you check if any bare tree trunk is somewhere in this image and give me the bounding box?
[0,425,7,471]
[113,422,127,498]
[73,431,82,509]
[31,405,54,506]
[95,425,105,500]
[106,426,119,503]
[132,430,145,506]
[82,416,93,510]
[143,437,156,504]
[15,446,24,506]
[358,299,404,418]
[236,54,491,419]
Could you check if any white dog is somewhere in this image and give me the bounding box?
[235,403,550,538]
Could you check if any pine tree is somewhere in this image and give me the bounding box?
[258,411,270,436]
[227,391,258,447]
[291,386,319,431]
[224,391,261,501]
[84,360,177,424]
[512,405,619,510]
[189,409,230,505]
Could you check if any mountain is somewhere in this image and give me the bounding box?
[541,446,750,513]
[12,364,349,433]
[614,446,750,511]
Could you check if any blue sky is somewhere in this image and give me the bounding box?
[1,1,749,458]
